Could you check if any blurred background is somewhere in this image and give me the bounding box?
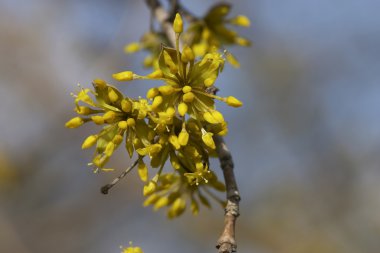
[1,0,380,252]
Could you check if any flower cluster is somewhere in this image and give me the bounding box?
[125,3,250,68]
[66,13,242,218]
[121,242,143,253]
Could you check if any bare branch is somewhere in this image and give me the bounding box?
[101,158,139,194]
[214,136,240,253]
[145,0,179,48]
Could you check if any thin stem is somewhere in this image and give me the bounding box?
[100,158,139,194]
[169,0,179,18]
[145,0,181,49]
[192,89,224,101]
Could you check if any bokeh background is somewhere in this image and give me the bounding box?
[1,0,380,252]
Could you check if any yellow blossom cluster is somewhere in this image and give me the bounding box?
[66,13,242,218]
[125,3,250,68]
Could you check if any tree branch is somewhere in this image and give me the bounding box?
[145,0,178,48]
[214,136,240,253]
[100,158,139,194]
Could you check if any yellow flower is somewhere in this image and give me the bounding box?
[183,3,251,67]
[201,129,216,149]
[112,71,134,81]
[122,242,144,253]
[124,42,140,53]
[65,117,84,128]
[66,11,243,218]
[124,32,166,68]
[225,96,243,107]
[81,135,98,149]
[173,13,183,33]
[229,15,251,27]
[67,80,153,171]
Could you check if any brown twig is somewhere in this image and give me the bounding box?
[100,158,139,194]
[145,1,240,252]
[145,0,179,48]
[214,136,240,253]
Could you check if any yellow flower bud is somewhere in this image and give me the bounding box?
[181,45,195,62]
[108,87,119,102]
[143,194,160,206]
[195,162,204,170]
[143,180,157,196]
[122,246,143,253]
[203,111,218,124]
[147,69,163,79]
[182,92,195,102]
[151,96,163,110]
[178,102,188,116]
[105,142,115,157]
[226,96,243,107]
[121,99,132,112]
[124,42,140,53]
[202,131,216,149]
[65,117,84,128]
[182,85,192,93]
[146,87,159,99]
[168,198,186,218]
[166,107,176,117]
[91,115,104,125]
[143,55,154,67]
[138,161,148,182]
[118,121,128,129]
[102,111,116,122]
[92,79,107,88]
[230,15,251,27]
[134,247,143,253]
[81,135,98,149]
[173,13,183,33]
[158,85,175,95]
[149,144,162,155]
[204,77,216,87]
[212,110,224,123]
[226,52,240,68]
[235,37,251,46]
[169,135,181,150]
[153,196,169,210]
[178,128,189,146]
[112,135,124,145]
[125,118,135,127]
[112,71,134,81]
[75,106,92,115]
